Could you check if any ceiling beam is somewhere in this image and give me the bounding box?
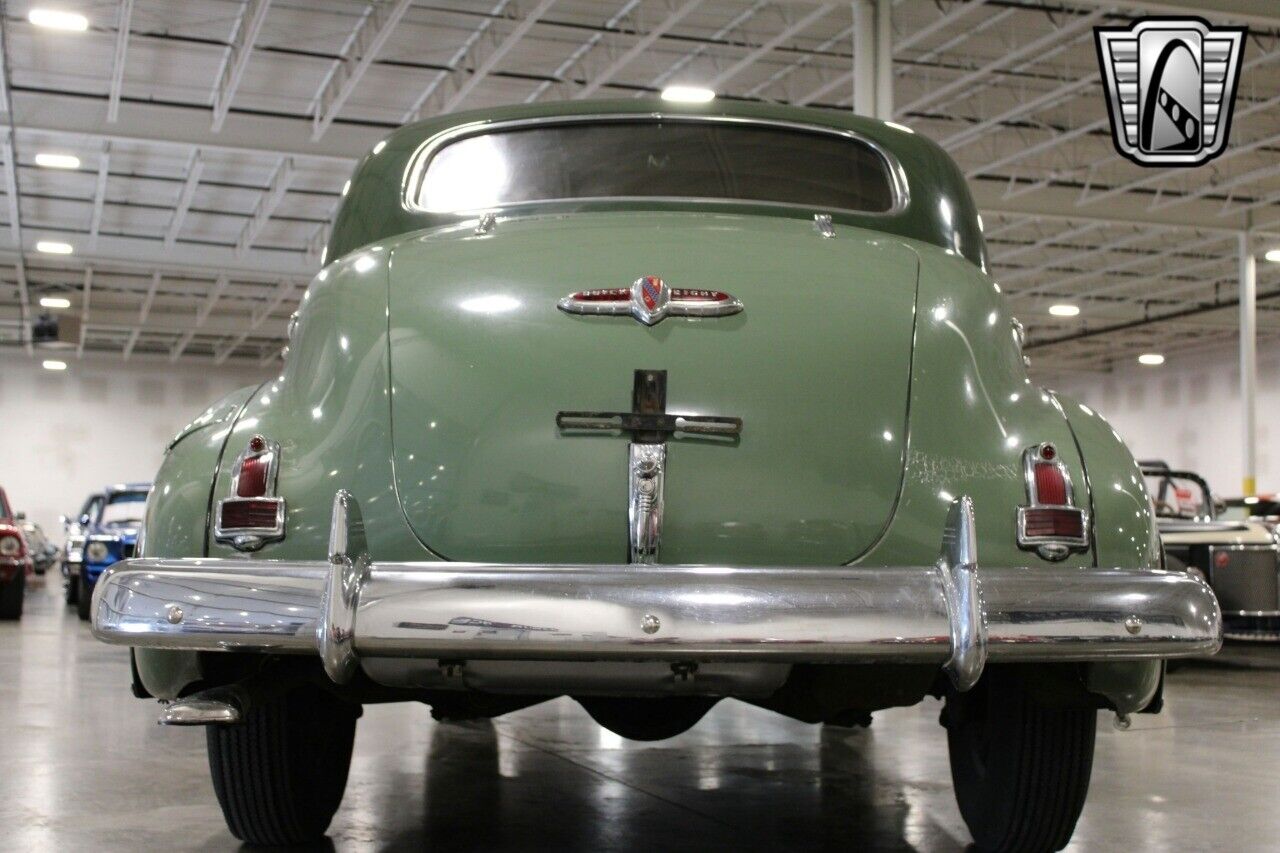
[106,0,134,123]
[0,232,313,279]
[196,275,230,327]
[526,0,640,102]
[237,157,293,256]
[164,151,204,246]
[2,91,373,166]
[649,0,769,90]
[897,8,1104,116]
[77,266,92,357]
[88,142,109,247]
[576,0,704,99]
[170,328,196,362]
[1064,0,1280,28]
[706,3,833,90]
[212,0,273,132]
[312,0,414,140]
[441,0,557,114]
[138,271,160,324]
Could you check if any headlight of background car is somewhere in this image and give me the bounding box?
[85,541,111,563]
[0,535,21,557]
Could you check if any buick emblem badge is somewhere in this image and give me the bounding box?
[558,277,743,326]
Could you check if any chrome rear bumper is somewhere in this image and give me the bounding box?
[91,492,1222,692]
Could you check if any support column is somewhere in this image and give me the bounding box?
[852,0,875,117]
[874,0,893,119]
[1240,231,1258,496]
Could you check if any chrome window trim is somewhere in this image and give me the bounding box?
[401,113,911,218]
[214,437,285,552]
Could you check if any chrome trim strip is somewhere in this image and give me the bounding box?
[92,494,1222,691]
[401,113,911,218]
[628,444,665,565]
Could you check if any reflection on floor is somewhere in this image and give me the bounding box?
[3,576,1279,852]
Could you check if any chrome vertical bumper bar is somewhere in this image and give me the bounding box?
[92,492,1222,691]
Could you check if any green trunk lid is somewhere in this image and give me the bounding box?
[387,211,919,565]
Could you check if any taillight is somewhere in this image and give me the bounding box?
[236,455,268,497]
[215,435,285,552]
[1017,442,1089,560]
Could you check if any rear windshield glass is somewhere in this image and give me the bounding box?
[410,120,897,214]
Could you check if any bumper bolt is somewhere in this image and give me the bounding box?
[1124,615,1142,635]
[641,614,660,634]
[166,605,184,624]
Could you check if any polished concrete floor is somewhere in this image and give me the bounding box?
[3,575,1279,852]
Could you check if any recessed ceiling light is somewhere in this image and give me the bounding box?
[1049,303,1080,317]
[36,240,74,255]
[42,359,68,371]
[34,152,81,169]
[1265,248,1280,263]
[661,85,715,103]
[28,8,88,31]
[39,296,71,309]
[1138,353,1165,366]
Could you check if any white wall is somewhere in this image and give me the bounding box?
[0,355,265,537]
[1042,340,1280,498]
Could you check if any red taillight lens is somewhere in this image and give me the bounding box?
[1022,507,1085,539]
[1033,461,1068,505]
[237,455,269,497]
[220,499,281,529]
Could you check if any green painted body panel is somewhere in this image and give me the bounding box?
[137,384,256,698]
[388,213,916,564]
[132,99,1164,704]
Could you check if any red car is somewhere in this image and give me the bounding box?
[0,486,33,620]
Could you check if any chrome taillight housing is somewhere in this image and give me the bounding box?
[1017,442,1089,561]
[215,434,285,552]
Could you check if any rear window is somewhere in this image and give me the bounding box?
[409,119,899,215]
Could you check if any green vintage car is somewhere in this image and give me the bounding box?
[91,100,1221,851]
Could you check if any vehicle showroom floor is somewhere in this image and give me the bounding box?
[3,576,1279,853]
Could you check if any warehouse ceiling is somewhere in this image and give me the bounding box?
[1,0,1278,370]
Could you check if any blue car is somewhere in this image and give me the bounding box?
[74,483,150,621]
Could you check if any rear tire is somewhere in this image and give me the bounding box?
[65,573,79,606]
[76,579,92,621]
[207,685,359,845]
[944,670,1095,853]
[0,572,24,620]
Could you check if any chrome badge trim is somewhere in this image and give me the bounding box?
[558,277,743,326]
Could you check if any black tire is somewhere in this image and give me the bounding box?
[76,579,92,621]
[65,573,79,606]
[0,572,24,620]
[207,685,359,845]
[944,670,1096,853]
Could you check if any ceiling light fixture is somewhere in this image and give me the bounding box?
[36,240,74,255]
[1138,353,1165,366]
[1049,304,1080,317]
[661,85,715,103]
[1265,248,1280,263]
[34,152,81,169]
[28,8,88,31]
[42,359,68,371]
[39,296,71,309]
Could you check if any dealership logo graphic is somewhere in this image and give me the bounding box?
[1095,18,1246,166]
